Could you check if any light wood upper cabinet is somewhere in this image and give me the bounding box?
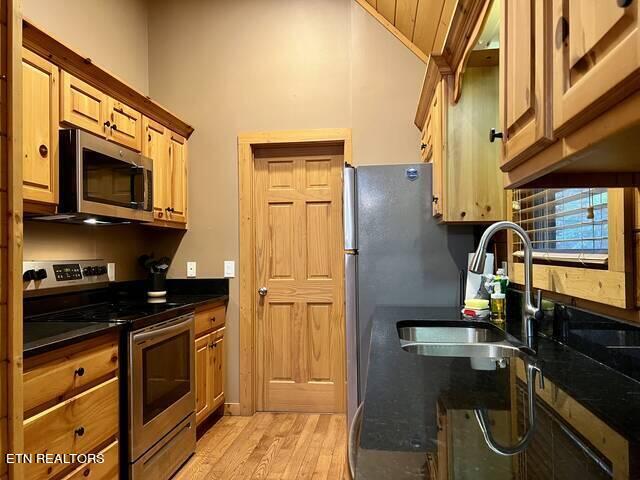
[168,132,188,224]
[552,0,640,136]
[106,97,142,151]
[61,70,142,152]
[428,81,443,217]
[22,48,59,206]
[60,71,108,138]
[143,117,169,221]
[420,70,504,223]
[500,0,553,170]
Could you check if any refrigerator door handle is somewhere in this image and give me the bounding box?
[344,166,357,250]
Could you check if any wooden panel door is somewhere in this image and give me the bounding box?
[167,132,188,224]
[552,0,640,136]
[211,330,225,409]
[142,117,169,220]
[500,0,553,170]
[195,334,211,424]
[431,80,444,217]
[254,146,345,413]
[22,48,59,205]
[60,71,108,137]
[106,97,142,151]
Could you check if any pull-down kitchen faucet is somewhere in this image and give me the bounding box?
[469,221,544,349]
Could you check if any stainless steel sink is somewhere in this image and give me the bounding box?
[398,324,506,344]
[397,321,526,359]
[401,342,521,358]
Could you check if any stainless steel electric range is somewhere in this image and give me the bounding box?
[23,260,196,480]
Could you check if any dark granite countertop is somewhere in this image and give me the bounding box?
[356,305,640,479]
[23,321,124,358]
[24,280,229,358]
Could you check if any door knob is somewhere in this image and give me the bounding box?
[258,287,268,296]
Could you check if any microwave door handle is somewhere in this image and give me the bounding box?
[133,315,193,344]
[144,168,152,211]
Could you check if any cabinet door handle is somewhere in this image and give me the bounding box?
[420,143,427,150]
[74,367,85,377]
[111,124,118,131]
[38,144,48,157]
[74,426,85,437]
[432,196,439,204]
[104,120,111,128]
[489,128,503,143]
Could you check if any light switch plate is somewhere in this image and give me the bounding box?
[187,261,197,278]
[107,263,116,282]
[224,260,235,278]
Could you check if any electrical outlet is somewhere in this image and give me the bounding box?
[224,260,235,278]
[187,261,197,278]
[107,263,116,282]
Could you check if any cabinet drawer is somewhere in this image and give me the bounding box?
[195,304,226,337]
[24,339,119,413]
[60,441,119,480]
[24,377,119,480]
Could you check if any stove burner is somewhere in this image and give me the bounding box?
[26,301,188,324]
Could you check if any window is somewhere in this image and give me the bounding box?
[512,188,608,265]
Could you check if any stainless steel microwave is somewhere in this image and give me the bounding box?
[36,129,153,224]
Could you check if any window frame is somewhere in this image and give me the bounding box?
[507,188,634,309]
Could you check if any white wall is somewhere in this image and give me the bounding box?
[23,0,150,93]
[148,0,425,403]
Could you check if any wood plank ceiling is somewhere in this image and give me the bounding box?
[354,0,457,63]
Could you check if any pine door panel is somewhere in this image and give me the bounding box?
[168,133,188,223]
[22,48,59,204]
[255,148,345,413]
[500,0,553,169]
[142,117,169,220]
[60,71,107,137]
[552,0,640,135]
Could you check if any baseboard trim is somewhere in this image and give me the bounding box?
[224,402,241,416]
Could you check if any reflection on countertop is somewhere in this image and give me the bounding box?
[356,297,640,480]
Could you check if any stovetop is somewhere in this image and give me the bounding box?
[24,300,190,324]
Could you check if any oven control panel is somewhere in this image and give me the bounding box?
[23,260,111,296]
[53,263,83,281]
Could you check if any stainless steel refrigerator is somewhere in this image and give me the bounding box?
[344,163,475,426]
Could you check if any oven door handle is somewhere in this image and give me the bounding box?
[133,315,193,344]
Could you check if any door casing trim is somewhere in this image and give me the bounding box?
[237,128,352,416]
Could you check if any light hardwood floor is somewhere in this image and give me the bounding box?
[175,413,348,480]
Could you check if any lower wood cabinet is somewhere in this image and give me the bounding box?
[60,440,119,480]
[194,304,226,425]
[22,333,119,480]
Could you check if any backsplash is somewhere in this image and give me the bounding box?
[507,287,640,383]
[24,221,185,281]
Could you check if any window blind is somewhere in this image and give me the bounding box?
[512,188,608,265]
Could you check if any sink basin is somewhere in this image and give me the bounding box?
[401,342,521,358]
[397,320,525,359]
[398,323,506,344]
